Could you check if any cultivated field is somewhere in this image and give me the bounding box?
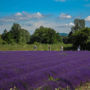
[0,51,90,90]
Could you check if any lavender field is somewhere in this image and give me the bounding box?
[0,51,90,90]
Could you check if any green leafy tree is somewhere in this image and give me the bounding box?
[68,19,85,43]
[1,23,30,44]
[72,30,88,50]
[69,19,85,36]
[30,26,61,44]
[0,35,5,44]
[1,29,8,41]
[86,42,90,50]
[63,37,69,44]
[10,23,30,44]
[10,23,21,43]
[83,28,90,50]
[18,29,30,44]
[4,32,14,44]
[56,33,62,43]
[74,19,85,31]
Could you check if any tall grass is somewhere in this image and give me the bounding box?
[0,43,72,51]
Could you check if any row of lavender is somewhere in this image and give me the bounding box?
[0,51,90,89]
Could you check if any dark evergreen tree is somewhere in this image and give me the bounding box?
[1,29,8,41]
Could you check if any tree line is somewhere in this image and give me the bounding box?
[0,18,90,50]
[0,23,62,44]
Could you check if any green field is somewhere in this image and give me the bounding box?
[0,43,72,51]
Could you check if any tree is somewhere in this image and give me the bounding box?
[1,23,30,44]
[56,33,62,43]
[84,28,90,50]
[10,23,30,44]
[63,37,69,44]
[72,30,88,50]
[4,32,14,44]
[30,26,61,44]
[69,27,90,50]
[74,19,85,31]
[1,29,8,41]
[0,35,5,44]
[69,19,85,37]
[86,42,90,50]
[10,23,21,43]
[18,29,30,44]
[68,19,85,43]
[11,23,21,31]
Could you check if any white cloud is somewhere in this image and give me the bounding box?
[15,12,22,16]
[35,12,43,18]
[85,16,90,22]
[22,11,43,19]
[0,12,44,23]
[33,21,44,28]
[0,19,73,34]
[0,18,15,22]
[69,22,74,26]
[59,13,72,19]
[64,22,74,27]
[0,23,13,33]
[32,21,72,33]
[56,22,74,28]
[0,12,74,34]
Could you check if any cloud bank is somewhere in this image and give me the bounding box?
[85,16,90,22]
[0,11,89,34]
[59,13,72,19]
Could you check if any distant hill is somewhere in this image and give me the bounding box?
[59,33,68,36]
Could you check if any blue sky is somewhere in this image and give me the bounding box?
[0,0,90,34]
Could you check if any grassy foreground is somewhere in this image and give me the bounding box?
[0,43,72,51]
[75,83,90,90]
[10,83,90,90]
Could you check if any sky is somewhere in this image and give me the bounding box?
[0,0,90,34]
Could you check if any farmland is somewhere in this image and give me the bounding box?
[0,43,72,51]
[0,51,90,90]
